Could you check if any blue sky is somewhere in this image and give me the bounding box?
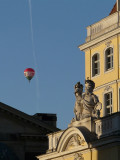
[0,0,116,129]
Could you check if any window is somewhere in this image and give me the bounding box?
[92,53,100,77]
[105,47,113,71]
[104,92,112,115]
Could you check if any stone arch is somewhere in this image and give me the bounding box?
[57,127,91,152]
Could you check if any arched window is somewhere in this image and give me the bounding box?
[105,47,113,71]
[92,53,100,77]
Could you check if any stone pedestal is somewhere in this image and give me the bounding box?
[68,117,95,132]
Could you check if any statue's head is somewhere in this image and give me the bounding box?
[85,80,95,93]
[74,82,83,95]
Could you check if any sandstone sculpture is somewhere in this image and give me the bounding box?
[74,82,83,121]
[74,80,102,121]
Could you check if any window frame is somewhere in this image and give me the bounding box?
[91,52,100,78]
[104,47,114,72]
[103,90,113,116]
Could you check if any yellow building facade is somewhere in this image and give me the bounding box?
[79,2,120,118]
[37,1,120,160]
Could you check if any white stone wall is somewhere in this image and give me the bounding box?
[95,113,120,137]
[47,131,63,152]
[86,12,120,41]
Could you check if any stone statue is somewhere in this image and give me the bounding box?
[73,80,102,121]
[74,82,83,121]
[81,80,102,119]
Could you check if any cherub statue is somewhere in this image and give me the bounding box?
[74,82,83,121]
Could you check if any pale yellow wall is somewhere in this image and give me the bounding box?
[119,35,120,79]
[80,146,118,160]
[85,36,119,88]
[83,151,91,160]
[85,35,120,116]
[56,151,91,160]
[96,146,118,160]
[92,149,98,160]
[64,157,73,160]
[94,82,118,116]
[54,145,119,160]
[79,146,118,160]
[85,49,91,79]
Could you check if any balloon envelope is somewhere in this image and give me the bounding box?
[24,68,35,81]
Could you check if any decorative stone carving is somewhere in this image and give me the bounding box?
[104,85,112,91]
[74,82,83,121]
[74,153,84,160]
[73,80,102,121]
[65,134,85,151]
[82,80,102,119]
[105,41,112,47]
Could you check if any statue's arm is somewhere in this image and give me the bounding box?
[93,94,102,111]
[93,94,99,104]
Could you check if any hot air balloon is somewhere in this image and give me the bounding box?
[24,68,35,82]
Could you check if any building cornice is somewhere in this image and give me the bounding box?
[78,27,120,51]
[94,80,117,91]
[37,146,89,160]
[94,79,120,92]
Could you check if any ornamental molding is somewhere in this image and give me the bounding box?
[57,127,88,153]
[105,41,112,47]
[65,134,85,151]
[79,27,120,51]
[74,153,84,160]
[104,85,112,91]
[94,80,116,92]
